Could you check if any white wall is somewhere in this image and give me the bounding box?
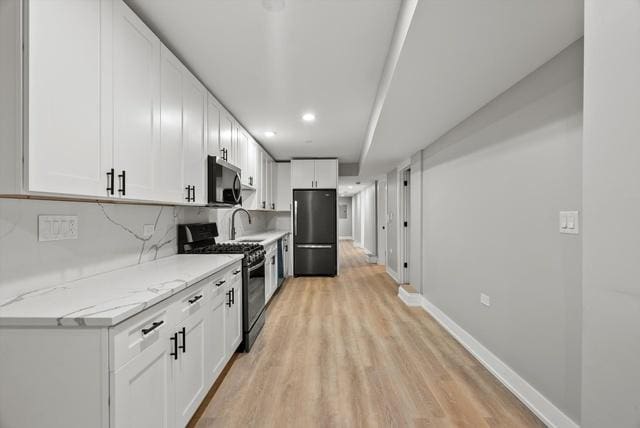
[352,195,361,245]
[409,152,422,292]
[418,41,583,423]
[338,197,353,238]
[582,2,640,426]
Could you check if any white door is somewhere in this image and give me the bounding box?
[182,73,206,204]
[111,334,173,428]
[275,162,291,211]
[173,308,207,427]
[156,45,184,204]
[314,159,338,189]
[206,95,220,157]
[204,291,226,386]
[225,280,243,353]
[220,115,233,162]
[112,0,160,200]
[290,160,316,189]
[27,0,111,197]
[260,151,268,209]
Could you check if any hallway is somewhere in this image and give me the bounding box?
[192,241,543,427]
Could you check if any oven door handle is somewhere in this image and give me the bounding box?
[248,259,265,272]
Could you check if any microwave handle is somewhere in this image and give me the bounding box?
[232,173,241,204]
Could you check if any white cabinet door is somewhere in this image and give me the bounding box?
[182,73,206,205]
[225,279,243,353]
[204,291,226,387]
[314,159,338,189]
[247,139,258,188]
[111,0,160,200]
[220,115,233,162]
[157,45,184,204]
[206,95,220,158]
[259,151,268,209]
[291,160,316,189]
[238,131,249,186]
[173,307,207,427]
[27,0,110,197]
[112,334,173,428]
[275,162,291,211]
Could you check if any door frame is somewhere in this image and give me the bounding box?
[376,178,387,265]
[398,163,411,284]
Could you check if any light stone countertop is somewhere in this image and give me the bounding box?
[229,230,290,247]
[0,254,243,328]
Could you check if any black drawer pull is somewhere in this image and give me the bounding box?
[233,269,241,275]
[179,327,186,353]
[231,287,235,305]
[118,170,126,196]
[141,320,164,335]
[188,294,203,304]
[170,333,178,360]
[226,290,232,307]
[215,279,226,287]
[106,168,115,195]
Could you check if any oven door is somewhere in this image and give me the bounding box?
[245,258,266,330]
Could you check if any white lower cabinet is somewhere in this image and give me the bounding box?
[110,261,242,428]
[264,243,278,303]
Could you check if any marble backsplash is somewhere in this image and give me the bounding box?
[0,198,290,304]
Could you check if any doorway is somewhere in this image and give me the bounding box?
[377,180,387,265]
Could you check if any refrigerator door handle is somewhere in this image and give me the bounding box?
[297,244,333,249]
[293,200,298,236]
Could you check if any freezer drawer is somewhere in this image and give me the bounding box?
[294,244,337,276]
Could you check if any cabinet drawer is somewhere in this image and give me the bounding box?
[110,298,174,372]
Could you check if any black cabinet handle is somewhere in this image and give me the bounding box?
[188,294,203,304]
[118,170,126,196]
[226,290,232,307]
[262,201,266,209]
[192,185,196,202]
[141,320,163,335]
[232,269,241,275]
[231,287,235,305]
[249,176,253,186]
[185,186,191,202]
[179,327,186,353]
[215,279,226,287]
[170,333,178,360]
[106,168,115,195]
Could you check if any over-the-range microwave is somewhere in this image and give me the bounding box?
[207,156,242,207]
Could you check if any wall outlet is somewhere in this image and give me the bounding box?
[480,293,491,307]
[559,211,579,234]
[38,215,78,242]
[143,224,155,238]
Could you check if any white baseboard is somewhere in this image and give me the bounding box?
[398,293,579,428]
[386,268,400,283]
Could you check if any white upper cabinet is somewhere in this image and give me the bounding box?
[275,162,291,211]
[27,0,110,197]
[157,46,184,204]
[246,138,258,188]
[182,72,206,205]
[206,95,220,158]
[291,159,337,189]
[314,159,338,188]
[291,159,316,189]
[111,0,160,200]
[219,115,233,163]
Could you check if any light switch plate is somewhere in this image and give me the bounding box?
[480,293,491,307]
[38,215,78,241]
[559,211,579,234]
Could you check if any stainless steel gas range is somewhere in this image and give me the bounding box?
[177,223,266,351]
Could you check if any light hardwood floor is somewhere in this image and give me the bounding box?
[191,240,544,427]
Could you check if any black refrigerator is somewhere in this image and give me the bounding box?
[293,189,337,276]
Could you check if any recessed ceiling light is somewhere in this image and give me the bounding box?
[264,131,276,137]
[302,113,315,122]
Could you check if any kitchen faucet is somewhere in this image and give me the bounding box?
[230,208,251,240]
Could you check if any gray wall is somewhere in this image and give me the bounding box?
[386,169,398,273]
[338,197,353,238]
[409,152,423,292]
[582,2,640,426]
[420,41,583,422]
[352,194,361,245]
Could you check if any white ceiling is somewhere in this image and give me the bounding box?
[126,0,401,162]
[359,0,584,176]
[338,176,373,197]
